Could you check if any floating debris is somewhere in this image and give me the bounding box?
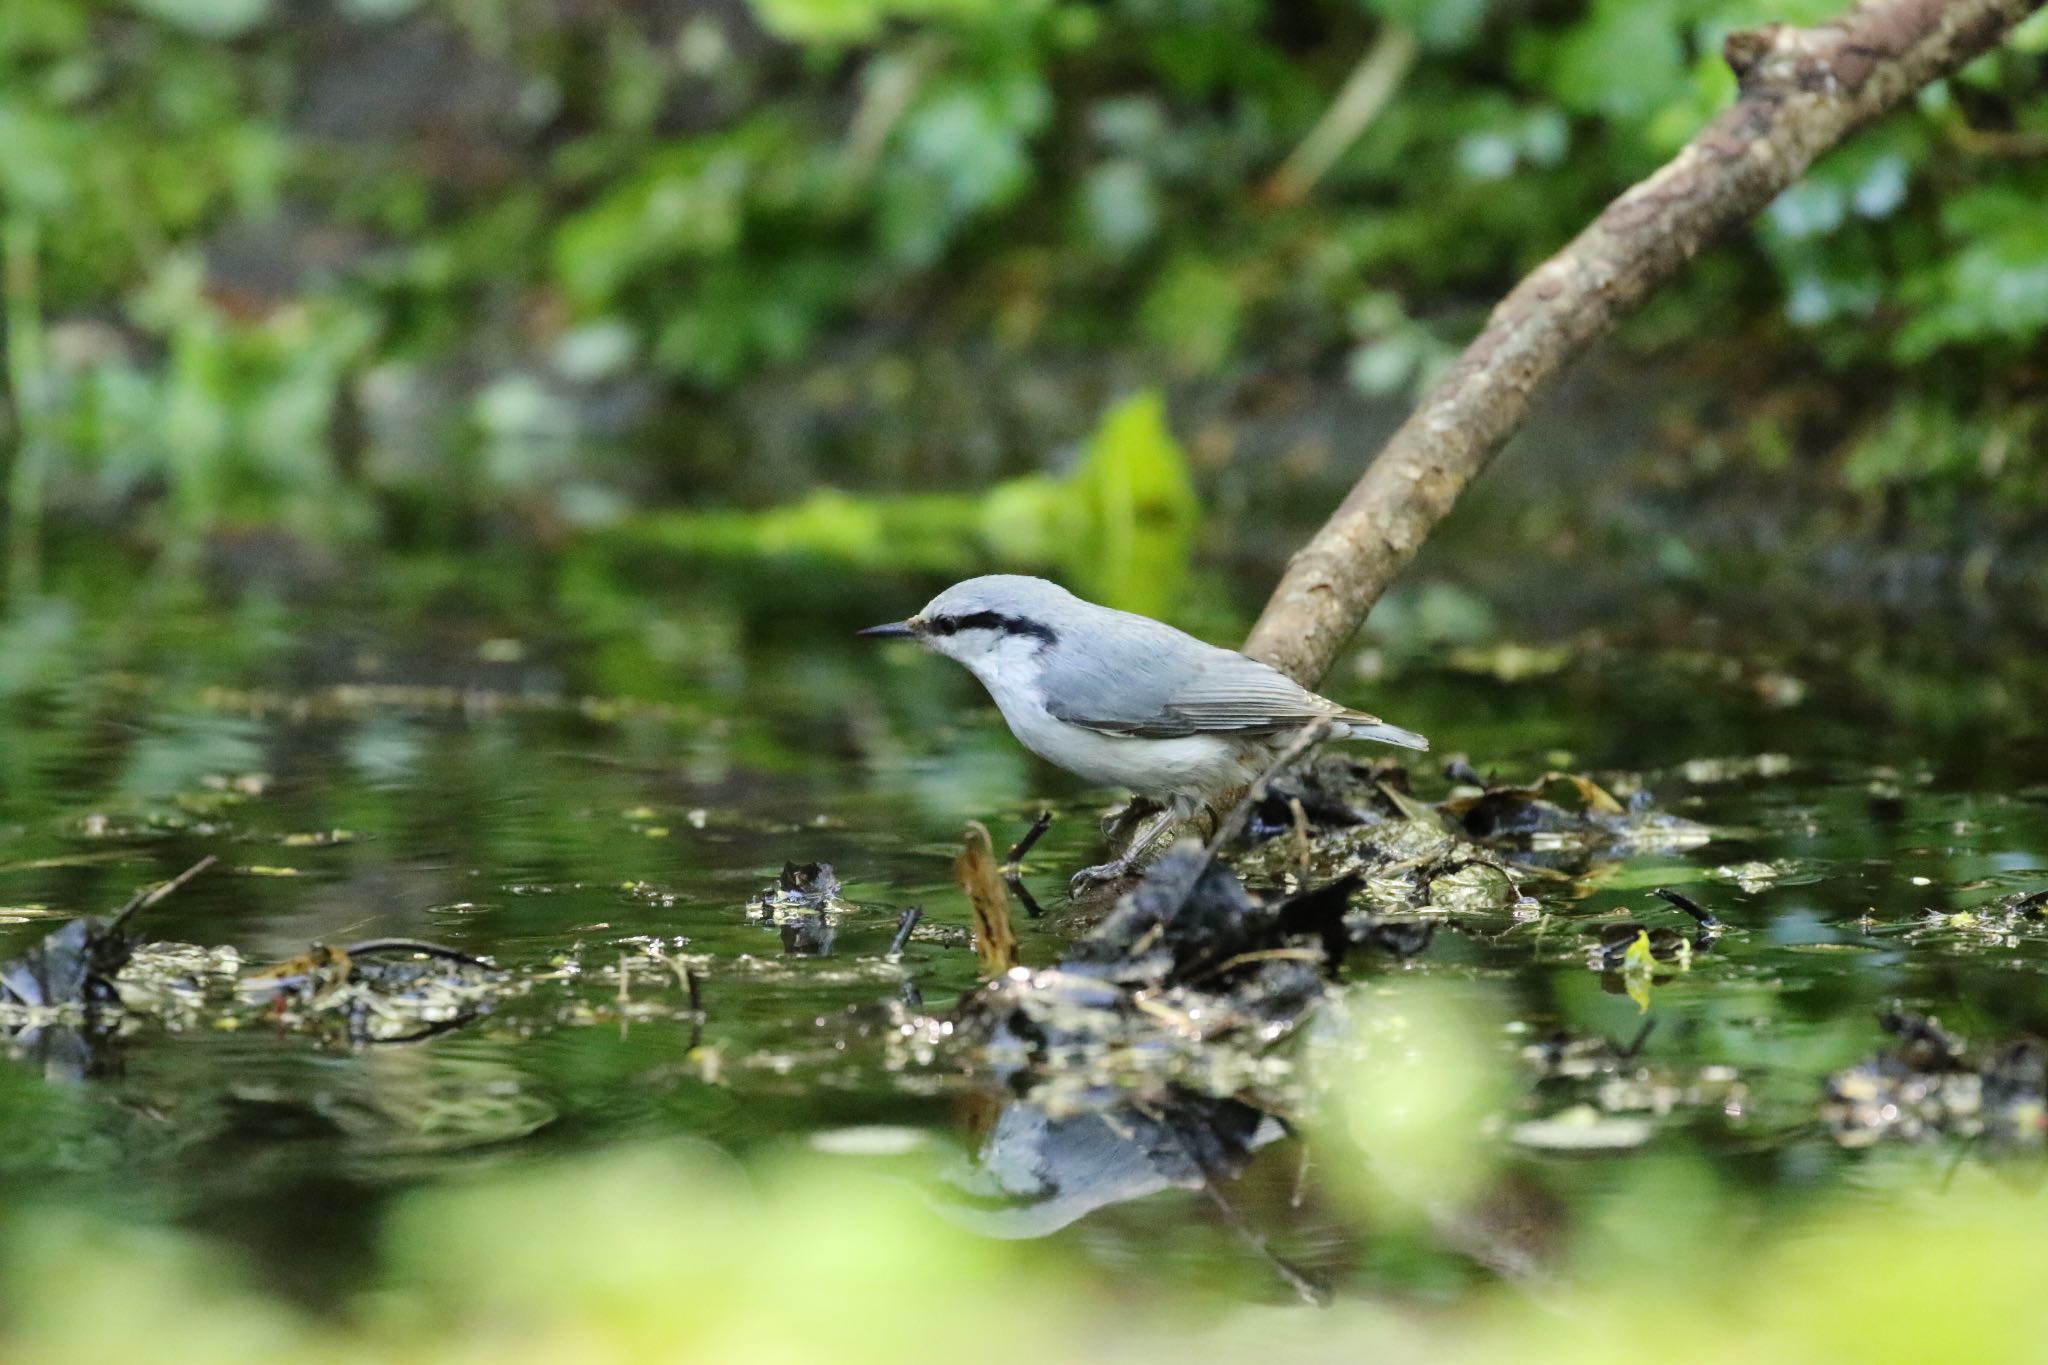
[747,861,847,919]
[1585,889,1724,974]
[1512,1105,1654,1151]
[1232,755,1711,935]
[1672,753,1794,785]
[1822,1010,2047,1150]
[927,840,1355,1115]
[0,858,221,1080]
[1713,858,1826,892]
[237,939,511,1044]
[955,822,1021,975]
[0,856,217,1010]
[1521,1021,1747,1133]
[746,861,858,955]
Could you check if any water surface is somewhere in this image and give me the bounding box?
[2,583,2043,1305]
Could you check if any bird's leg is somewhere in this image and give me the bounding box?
[1070,805,1180,891]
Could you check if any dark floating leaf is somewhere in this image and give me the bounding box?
[1245,760,1382,841]
[0,918,123,1011]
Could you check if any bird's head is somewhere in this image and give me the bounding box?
[858,575,1072,675]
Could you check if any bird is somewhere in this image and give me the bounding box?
[859,574,1427,887]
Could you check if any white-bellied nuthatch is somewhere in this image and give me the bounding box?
[860,575,1427,886]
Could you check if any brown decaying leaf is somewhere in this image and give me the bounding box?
[955,821,1020,977]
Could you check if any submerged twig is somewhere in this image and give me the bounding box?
[342,938,495,968]
[1653,886,1724,931]
[1618,1016,1657,1061]
[1005,811,1053,919]
[1007,810,1054,866]
[646,946,704,1015]
[887,905,924,959]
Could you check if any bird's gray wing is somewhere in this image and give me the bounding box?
[1041,623,1351,739]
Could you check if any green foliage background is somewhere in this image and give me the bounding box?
[3,0,2046,608]
[3,5,2048,1352]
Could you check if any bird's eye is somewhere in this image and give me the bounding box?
[926,615,958,636]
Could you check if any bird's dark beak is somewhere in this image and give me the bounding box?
[857,620,919,640]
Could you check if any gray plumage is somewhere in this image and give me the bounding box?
[1037,603,1423,746]
[909,575,1426,748]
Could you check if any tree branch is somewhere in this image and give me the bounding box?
[1241,0,2044,686]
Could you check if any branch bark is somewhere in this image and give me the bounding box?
[1241,0,2045,686]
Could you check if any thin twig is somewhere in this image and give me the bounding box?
[1005,810,1053,919]
[835,47,929,199]
[1007,810,1054,865]
[647,945,705,1015]
[343,939,495,968]
[1288,795,1312,873]
[1263,24,1419,204]
[1131,720,1335,935]
[1006,874,1045,921]
[1653,886,1724,930]
[106,854,218,934]
[886,905,924,959]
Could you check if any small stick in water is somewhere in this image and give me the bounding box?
[1006,810,1054,866]
[1653,886,1723,930]
[1004,811,1053,919]
[886,905,924,959]
[107,854,219,934]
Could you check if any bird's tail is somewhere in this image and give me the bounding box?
[1339,713,1429,751]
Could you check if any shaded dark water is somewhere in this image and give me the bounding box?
[3,580,2047,1305]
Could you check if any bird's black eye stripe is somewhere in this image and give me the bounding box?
[924,612,1057,645]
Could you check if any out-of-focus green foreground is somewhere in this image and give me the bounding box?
[6,983,2040,1364]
